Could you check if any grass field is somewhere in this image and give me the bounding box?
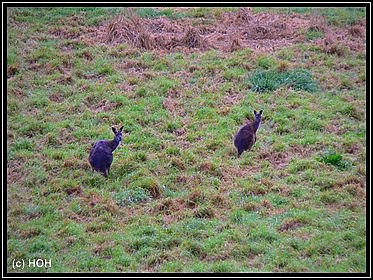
[7,7,366,273]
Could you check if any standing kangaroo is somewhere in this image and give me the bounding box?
[234,110,263,158]
[89,126,123,178]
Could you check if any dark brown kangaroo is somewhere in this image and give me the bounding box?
[89,126,123,178]
[234,110,263,158]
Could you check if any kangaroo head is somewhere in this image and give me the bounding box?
[112,126,124,144]
[253,110,263,122]
[253,110,263,129]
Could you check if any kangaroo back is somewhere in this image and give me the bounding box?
[234,110,262,157]
[89,141,113,177]
[88,126,124,178]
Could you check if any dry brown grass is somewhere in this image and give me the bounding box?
[78,8,366,55]
[279,219,305,232]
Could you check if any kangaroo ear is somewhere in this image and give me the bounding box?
[119,126,124,132]
[259,110,263,115]
[112,126,117,134]
[254,110,257,115]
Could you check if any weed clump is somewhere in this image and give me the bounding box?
[249,68,319,92]
[318,150,352,170]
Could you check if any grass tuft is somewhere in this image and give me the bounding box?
[318,150,352,170]
[249,68,319,92]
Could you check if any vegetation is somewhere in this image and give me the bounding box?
[318,150,352,170]
[7,7,366,273]
[249,68,319,93]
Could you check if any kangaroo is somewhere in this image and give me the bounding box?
[234,110,263,158]
[89,126,123,178]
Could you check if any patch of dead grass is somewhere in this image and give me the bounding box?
[154,197,197,224]
[49,92,65,103]
[258,145,314,170]
[7,160,26,185]
[279,218,305,232]
[86,98,121,113]
[79,8,365,54]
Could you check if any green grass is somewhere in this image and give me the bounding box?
[7,7,366,273]
[135,7,187,19]
[252,7,366,27]
[305,29,325,40]
[318,150,352,170]
[249,68,319,93]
